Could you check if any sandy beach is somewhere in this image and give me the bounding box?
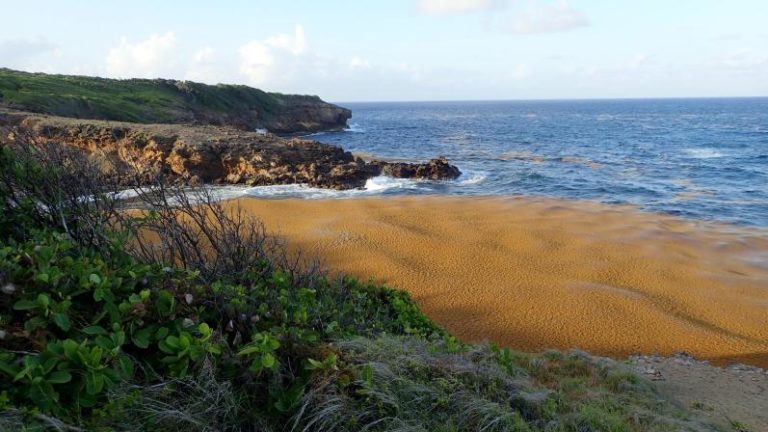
[232,195,768,367]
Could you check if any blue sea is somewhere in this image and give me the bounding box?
[245,98,768,227]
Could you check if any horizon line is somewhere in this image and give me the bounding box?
[332,95,768,105]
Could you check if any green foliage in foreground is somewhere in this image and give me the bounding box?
[0,67,327,127]
[0,229,441,427]
[0,144,722,431]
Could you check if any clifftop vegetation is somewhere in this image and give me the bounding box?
[0,69,351,133]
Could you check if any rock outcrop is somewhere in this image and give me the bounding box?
[265,95,352,134]
[0,111,460,190]
[369,157,462,181]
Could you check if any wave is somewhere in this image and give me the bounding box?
[111,185,250,204]
[346,123,365,133]
[243,176,424,199]
[456,170,488,185]
[684,148,725,159]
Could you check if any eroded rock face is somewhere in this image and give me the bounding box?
[0,111,461,190]
[265,95,353,134]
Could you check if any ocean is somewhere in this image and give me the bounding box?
[244,98,768,227]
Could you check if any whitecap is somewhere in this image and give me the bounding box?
[684,148,725,159]
[345,123,365,133]
[243,175,423,199]
[244,184,349,199]
[456,170,488,185]
[363,176,422,192]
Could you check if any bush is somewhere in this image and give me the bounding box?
[0,139,723,431]
[0,140,442,429]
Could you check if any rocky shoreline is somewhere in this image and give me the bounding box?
[0,110,461,190]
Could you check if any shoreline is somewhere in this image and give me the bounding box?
[228,194,768,368]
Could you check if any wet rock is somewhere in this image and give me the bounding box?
[369,156,462,181]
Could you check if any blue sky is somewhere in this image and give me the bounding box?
[1,0,766,101]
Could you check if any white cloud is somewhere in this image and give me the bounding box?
[238,25,307,86]
[106,32,178,78]
[185,47,224,83]
[233,24,449,99]
[506,0,588,34]
[192,47,215,63]
[418,0,502,15]
[265,25,306,56]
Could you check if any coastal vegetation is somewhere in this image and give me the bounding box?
[0,68,351,133]
[0,137,724,430]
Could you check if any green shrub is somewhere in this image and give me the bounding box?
[0,141,724,431]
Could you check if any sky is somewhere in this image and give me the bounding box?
[1,0,767,102]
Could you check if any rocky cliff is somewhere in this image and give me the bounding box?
[0,68,351,134]
[0,111,460,190]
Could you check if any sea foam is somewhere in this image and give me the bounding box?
[684,148,725,159]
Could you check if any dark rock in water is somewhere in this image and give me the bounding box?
[370,156,462,181]
[0,111,460,191]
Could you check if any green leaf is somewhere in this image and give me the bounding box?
[89,273,102,285]
[156,291,175,316]
[52,313,71,331]
[237,345,261,356]
[132,328,152,349]
[36,273,50,283]
[90,347,103,365]
[12,299,38,310]
[158,340,173,354]
[178,334,191,349]
[85,372,104,395]
[42,357,58,374]
[116,355,134,379]
[82,326,107,335]
[29,382,56,408]
[155,327,170,340]
[306,358,323,370]
[261,353,276,369]
[198,323,211,337]
[164,335,180,349]
[268,338,280,350]
[111,331,126,347]
[62,339,79,359]
[37,294,50,307]
[95,336,113,350]
[47,371,72,384]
